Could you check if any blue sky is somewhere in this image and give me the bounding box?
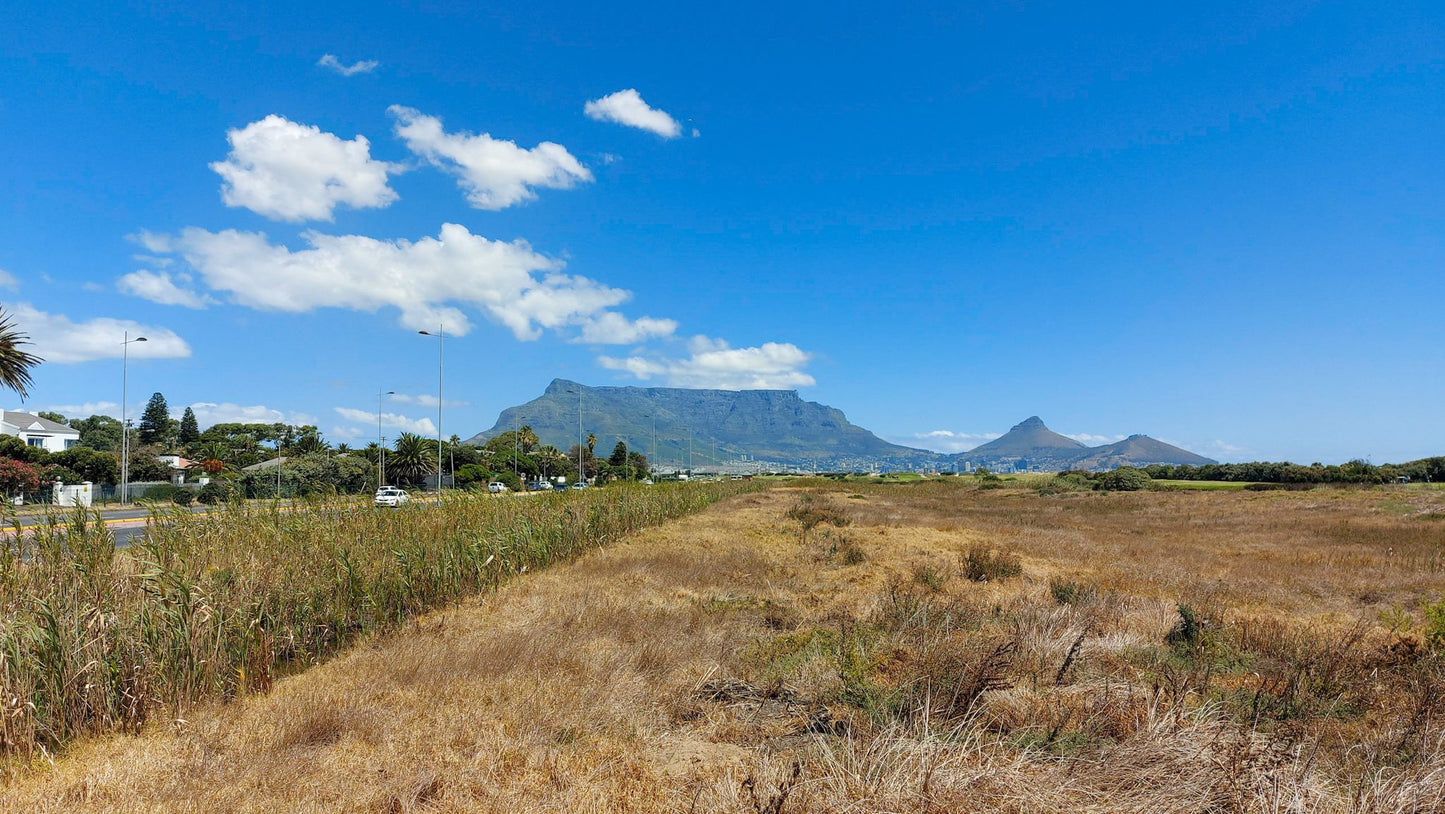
[2,0,1440,464]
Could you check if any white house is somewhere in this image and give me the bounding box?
[1,411,81,453]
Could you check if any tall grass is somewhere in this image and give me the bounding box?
[0,482,755,765]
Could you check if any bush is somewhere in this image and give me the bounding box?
[142,483,180,501]
[962,545,1022,582]
[1424,599,1445,651]
[172,489,194,507]
[196,480,236,505]
[1095,467,1151,492]
[785,494,850,543]
[1049,577,1097,606]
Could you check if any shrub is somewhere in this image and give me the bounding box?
[1049,577,1097,606]
[142,483,180,502]
[1424,599,1445,651]
[172,489,194,507]
[196,480,236,505]
[962,545,1022,583]
[913,562,946,592]
[785,494,850,544]
[1095,467,1151,492]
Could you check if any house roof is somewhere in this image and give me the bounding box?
[2,411,80,435]
[241,456,289,471]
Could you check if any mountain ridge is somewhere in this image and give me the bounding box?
[467,381,1216,471]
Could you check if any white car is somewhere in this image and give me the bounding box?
[487,481,509,494]
[374,487,410,507]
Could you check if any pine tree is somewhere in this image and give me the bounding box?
[138,392,171,445]
[178,406,201,446]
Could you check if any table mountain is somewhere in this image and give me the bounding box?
[466,381,1216,472]
[465,379,946,471]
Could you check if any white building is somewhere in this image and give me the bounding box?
[2,411,81,453]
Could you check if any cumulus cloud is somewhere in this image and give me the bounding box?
[577,312,677,344]
[1165,438,1249,463]
[598,337,814,389]
[317,54,379,76]
[46,401,119,417]
[389,106,591,210]
[0,269,18,290]
[901,430,1003,454]
[187,402,318,429]
[211,115,399,222]
[330,425,367,441]
[154,223,661,340]
[583,89,683,138]
[2,302,190,364]
[117,270,216,308]
[1064,432,1127,445]
[390,393,469,408]
[335,407,436,436]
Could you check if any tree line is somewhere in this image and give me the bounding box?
[5,390,653,502]
[1140,458,1444,484]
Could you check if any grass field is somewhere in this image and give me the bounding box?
[3,480,1444,812]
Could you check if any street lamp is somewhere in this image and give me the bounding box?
[377,388,394,488]
[418,327,443,492]
[120,333,147,504]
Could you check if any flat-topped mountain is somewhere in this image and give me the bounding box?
[466,379,943,471]
[466,382,1216,472]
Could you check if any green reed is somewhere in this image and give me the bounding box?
[0,482,757,766]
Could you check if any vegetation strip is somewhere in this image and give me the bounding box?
[0,481,757,766]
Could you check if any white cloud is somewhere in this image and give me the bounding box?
[211,115,399,222]
[335,407,436,436]
[329,425,367,441]
[583,89,683,138]
[132,231,172,253]
[1064,433,1127,445]
[2,302,190,364]
[389,105,591,210]
[317,54,379,76]
[576,312,677,344]
[900,430,1002,454]
[46,401,119,417]
[598,337,814,389]
[117,270,216,308]
[390,393,469,408]
[157,223,654,340]
[188,402,317,429]
[1163,438,1248,463]
[0,269,18,290]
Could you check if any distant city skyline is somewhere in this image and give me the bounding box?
[2,1,1440,465]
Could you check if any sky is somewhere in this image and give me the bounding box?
[1,0,1440,465]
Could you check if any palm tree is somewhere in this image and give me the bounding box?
[389,432,437,487]
[518,425,539,453]
[0,309,42,398]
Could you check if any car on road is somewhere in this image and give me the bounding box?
[374,487,410,508]
[569,481,589,490]
[527,481,553,491]
[487,482,508,494]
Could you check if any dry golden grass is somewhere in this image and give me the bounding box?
[4,482,1445,812]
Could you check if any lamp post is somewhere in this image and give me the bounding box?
[377,389,394,488]
[120,333,147,504]
[417,327,443,492]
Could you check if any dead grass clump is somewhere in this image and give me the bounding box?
[961,545,1022,583]
[785,493,850,545]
